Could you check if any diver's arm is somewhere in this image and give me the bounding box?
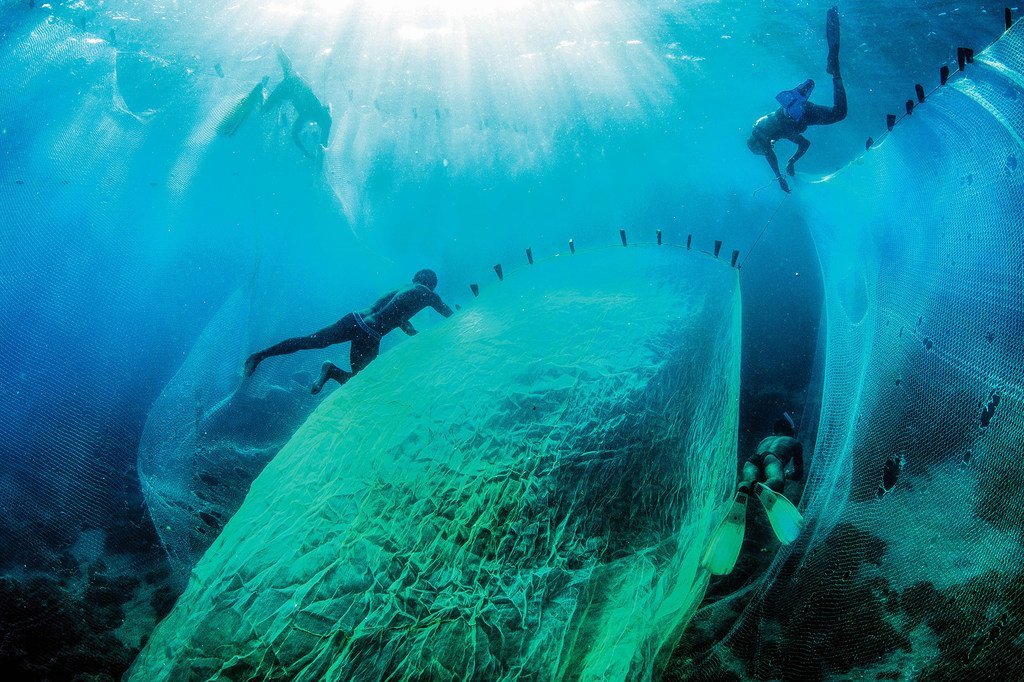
[765,148,790,193]
[787,136,811,175]
[430,293,454,318]
[400,321,418,336]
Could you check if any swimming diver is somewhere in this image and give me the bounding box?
[747,6,847,193]
[243,270,454,394]
[740,413,805,495]
[702,414,806,576]
[219,46,333,158]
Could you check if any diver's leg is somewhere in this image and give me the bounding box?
[245,316,356,377]
[350,336,380,376]
[802,7,846,129]
[803,77,847,127]
[311,361,350,395]
[830,75,847,121]
[740,460,762,495]
[826,5,841,77]
[805,78,848,127]
[308,331,379,393]
[263,81,290,112]
[764,455,786,493]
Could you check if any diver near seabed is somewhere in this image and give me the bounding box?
[218,46,333,158]
[243,270,454,394]
[702,414,806,576]
[747,6,847,193]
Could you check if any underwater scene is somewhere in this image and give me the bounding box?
[1,0,1023,679]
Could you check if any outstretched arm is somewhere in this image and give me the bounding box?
[787,136,811,175]
[431,295,454,318]
[765,147,790,193]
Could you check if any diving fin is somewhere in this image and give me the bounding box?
[826,6,841,76]
[701,492,748,576]
[776,79,814,121]
[276,45,294,77]
[755,483,803,544]
[217,77,269,137]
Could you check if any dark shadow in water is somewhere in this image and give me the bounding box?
[738,214,824,460]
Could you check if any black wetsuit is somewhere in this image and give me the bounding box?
[747,76,848,156]
[748,5,846,190]
[218,47,332,152]
[263,47,332,154]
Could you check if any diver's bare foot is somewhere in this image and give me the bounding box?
[243,354,261,378]
[311,362,335,395]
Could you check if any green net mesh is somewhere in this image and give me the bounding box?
[129,247,742,680]
[5,4,1023,679]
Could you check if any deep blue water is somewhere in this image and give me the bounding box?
[0,0,1017,678]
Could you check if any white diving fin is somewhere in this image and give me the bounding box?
[755,483,804,544]
[701,492,748,576]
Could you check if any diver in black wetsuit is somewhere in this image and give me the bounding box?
[264,46,333,156]
[243,270,454,394]
[739,415,805,494]
[219,46,332,157]
[747,6,847,193]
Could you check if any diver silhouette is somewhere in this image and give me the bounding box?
[747,6,847,193]
[702,414,806,576]
[739,414,805,495]
[243,270,454,394]
[218,46,332,158]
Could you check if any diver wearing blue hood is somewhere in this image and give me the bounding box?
[747,6,846,192]
[243,270,454,394]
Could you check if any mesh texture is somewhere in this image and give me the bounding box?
[128,247,743,680]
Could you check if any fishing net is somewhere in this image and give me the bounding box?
[0,10,387,672]
[128,247,743,680]
[674,20,1024,682]
[4,3,1022,680]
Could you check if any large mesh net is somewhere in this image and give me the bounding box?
[0,7,420,671]
[128,247,743,680]
[3,1,1023,679]
[673,19,1024,682]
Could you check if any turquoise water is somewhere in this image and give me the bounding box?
[1,1,1021,679]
